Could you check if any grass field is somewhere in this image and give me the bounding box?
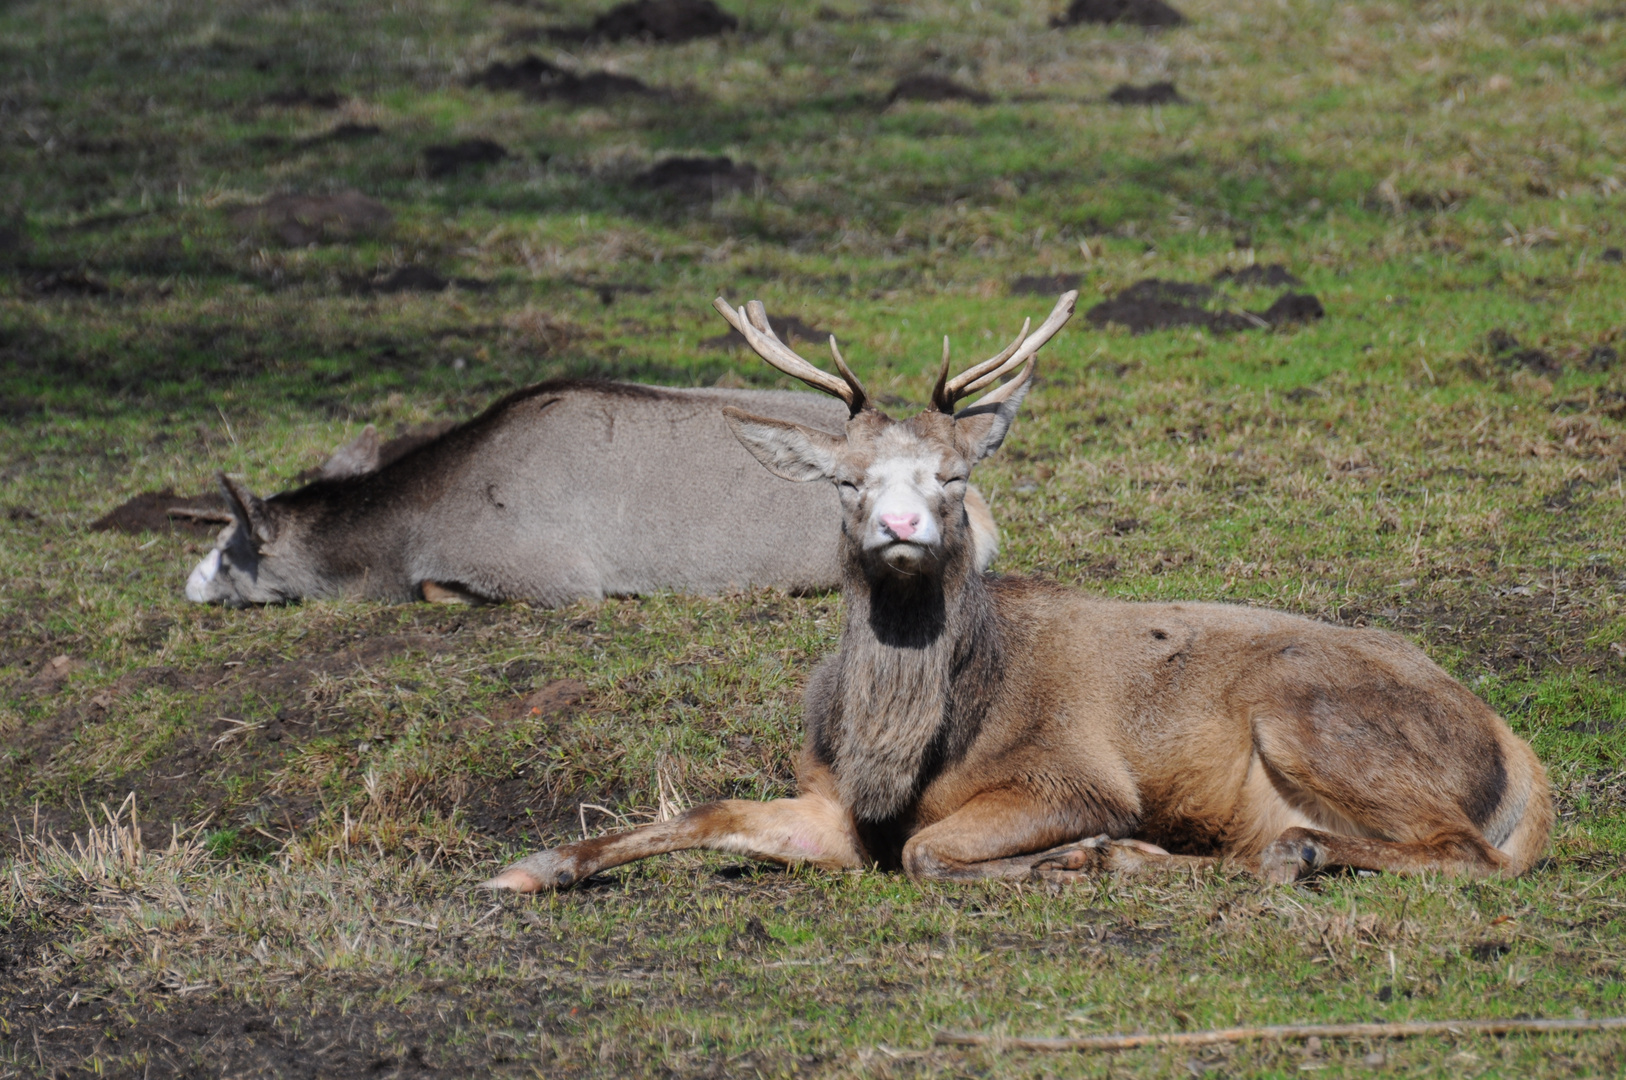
[3,0,1626,1075]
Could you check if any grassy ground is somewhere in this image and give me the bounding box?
[3,0,1626,1074]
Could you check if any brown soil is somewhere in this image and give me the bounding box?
[1052,0,1186,28]
[1085,278,1323,334]
[29,268,115,297]
[423,137,509,178]
[636,155,761,197]
[1010,272,1084,297]
[1486,328,1563,376]
[296,122,381,149]
[553,0,739,44]
[703,312,827,351]
[887,74,991,105]
[467,54,654,103]
[261,86,346,109]
[1214,262,1301,287]
[2,629,465,846]
[227,191,392,247]
[1106,80,1182,104]
[1258,292,1324,324]
[90,488,229,536]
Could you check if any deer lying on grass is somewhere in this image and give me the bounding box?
[485,294,1552,890]
[185,379,999,607]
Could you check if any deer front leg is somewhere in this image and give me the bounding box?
[484,786,862,892]
[899,789,1201,882]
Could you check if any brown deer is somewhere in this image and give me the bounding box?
[485,293,1551,891]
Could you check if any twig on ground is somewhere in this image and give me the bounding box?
[935,1016,1626,1052]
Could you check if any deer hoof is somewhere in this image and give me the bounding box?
[1259,830,1324,883]
[482,851,578,892]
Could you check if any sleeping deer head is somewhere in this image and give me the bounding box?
[185,475,307,606]
[719,292,1077,588]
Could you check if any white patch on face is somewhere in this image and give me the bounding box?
[185,548,221,603]
[863,447,945,551]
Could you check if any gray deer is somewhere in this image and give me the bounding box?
[185,378,998,607]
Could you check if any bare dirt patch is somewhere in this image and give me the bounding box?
[636,155,761,198]
[29,268,116,297]
[423,137,509,178]
[227,191,392,247]
[1214,262,1301,287]
[295,121,381,148]
[1052,0,1187,28]
[552,0,739,44]
[1010,272,1084,296]
[1086,278,1324,334]
[887,74,991,105]
[1485,328,1564,376]
[468,54,655,103]
[90,488,228,536]
[1107,80,1183,104]
[260,86,346,109]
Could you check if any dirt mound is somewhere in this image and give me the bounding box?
[887,74,991,105]
[1010,272,1083,296]
[556,0,738,43]
[423,138,509,178]
[1086,278,1323,334]
[29,269,115,297]
[1214,262,1300,287]
[1486,328,1562,376]
[467,55,653,103]
[262,86,346,109]
[1053,0,1186,27]
[228,191,392,246]
[1257,292,1324,325]
[637,156,761,197]
[704,313,828,351]
[1107,80,1182,104]
[90,488,230,536]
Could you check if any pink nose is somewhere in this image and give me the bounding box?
[881,513,920,541]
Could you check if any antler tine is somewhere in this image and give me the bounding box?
[712,296,855,406]
[953,290,1079,400]
[939,319,1028,407]
[929,336,954,413]
[827,335,868,413]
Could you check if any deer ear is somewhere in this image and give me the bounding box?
[722,407,843,483]
[319,424,382,479]
[954,373,1033,463]
[218,473,278,546]
[949,377,1027,461]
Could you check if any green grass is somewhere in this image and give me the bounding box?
[3,0,1626,1075]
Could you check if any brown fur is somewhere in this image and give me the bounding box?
[484,300,1551,892]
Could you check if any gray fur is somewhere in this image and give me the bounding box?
[186,380,998,608]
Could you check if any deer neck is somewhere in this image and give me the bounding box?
[831,554,1002,822]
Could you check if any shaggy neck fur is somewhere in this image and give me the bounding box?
[830,539,1004,822]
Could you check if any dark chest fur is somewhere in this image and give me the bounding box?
[806,573,1009,823]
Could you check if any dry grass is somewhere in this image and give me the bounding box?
[3,0,1626,1075]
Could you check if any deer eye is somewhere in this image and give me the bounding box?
[838,480,859,492]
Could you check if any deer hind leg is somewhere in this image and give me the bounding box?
[484,787,862,892]
[1257,826,1509,884]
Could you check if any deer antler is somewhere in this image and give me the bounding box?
[712,297,867,414]
[930,291,1079,413]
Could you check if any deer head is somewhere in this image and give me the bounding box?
[184,474,303,606]
[718,292,1077,585]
